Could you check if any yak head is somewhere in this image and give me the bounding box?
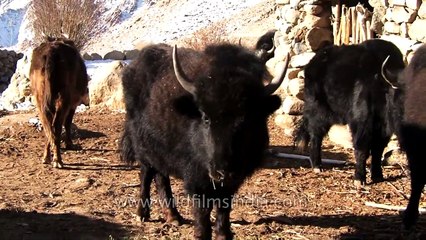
[172,44,289,183]
[254,30,277,64]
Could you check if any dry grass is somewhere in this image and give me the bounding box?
[29,0,104,50]
[181,22,233,50]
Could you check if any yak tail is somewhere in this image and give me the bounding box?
[119,124,136,164]
[41,54,55,117]
[293,116,310,150]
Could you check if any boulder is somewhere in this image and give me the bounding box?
[82,53,92,61]
[274,114,302,136]
[287,77,304,100]
[406,0,422,10]
[103,50,126,60]
[305,27,333,51]
[90,53,103,60]
[290,52,316,68]
[408,18,426,42]
[384,21,400,34]
[390,6,417,23]
[124,49,140,60]
[0,51,33,110]
[88,60,126,110]
[281,95,304,115]
[303,4,324,16]
[419,2,426,18]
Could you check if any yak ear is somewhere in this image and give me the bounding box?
[261,95,282,116]
[173,95,202,119]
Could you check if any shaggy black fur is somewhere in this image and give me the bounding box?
[120,43,281,239]
[399,44,426,230]
[295,39,405,185]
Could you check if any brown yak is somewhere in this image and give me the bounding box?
[29,37,89,168]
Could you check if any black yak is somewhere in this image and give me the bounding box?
[254,29,277,63]
[29,37,89,168]
[399,44,426,229]
[120,42,289,239]
[295,39,405,186]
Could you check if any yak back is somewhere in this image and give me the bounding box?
[30,40,87,114]
[303,40,404,126]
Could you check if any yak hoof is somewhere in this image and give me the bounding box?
[52,161,63,169]
[42,154,51,164]
[353,179,366,188]
[371,175,384,183]
[167,218,182,226]
[402,210,419,231]
[42,158,51,164]
[313,168,322,173]
[66,143,82,150]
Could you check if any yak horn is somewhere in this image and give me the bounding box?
[381,55,398,89]
[264,52,290,95]
[172,45,196,95]
[267,44,276,54]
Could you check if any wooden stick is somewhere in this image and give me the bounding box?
[387,182,409,200]
[273,152,346,165]
[365,201,426,214]
[366,20,372,40]
[340,4,348,44]
[334,1,342,45]
[345,7,351,44]
[351,7,357,44]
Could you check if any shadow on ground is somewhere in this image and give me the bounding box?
[0,209,129,240]
[251,213,426,240]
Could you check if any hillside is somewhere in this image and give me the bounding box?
[84,0,277,55]
[0,0,276,54]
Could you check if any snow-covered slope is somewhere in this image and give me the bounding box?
[0,0,275,53]
[0,0,148,50]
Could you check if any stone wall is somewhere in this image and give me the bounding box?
[0,49,23,94]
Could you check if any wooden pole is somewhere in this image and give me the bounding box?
[334,0,342,45]
[345,7,351,44]
[351,7,357,44]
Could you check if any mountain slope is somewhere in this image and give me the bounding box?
[82,0,276,54]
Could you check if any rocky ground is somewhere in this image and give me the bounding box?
[0,109,425,239]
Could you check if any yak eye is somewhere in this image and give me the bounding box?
[201,112,211,126]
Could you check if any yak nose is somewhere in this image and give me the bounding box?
[208,169,226,182]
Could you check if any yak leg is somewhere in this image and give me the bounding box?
[137,164,155,221]
[39,108,54,164]
[64,108,77,150]
[42,140,51,164]
[370,130,389,182]
[309,134,325,173]
[214,196,233,240]
[350,121,371,186]
[308,120,330,173]
[51,105,68,168]
[154,174,183,225]
[193,203,213,240]
[403,174,424,230]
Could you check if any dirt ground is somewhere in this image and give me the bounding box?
[0,108,425,240]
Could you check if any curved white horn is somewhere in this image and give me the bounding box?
[172,45,196,95]
[381,55,398,89]
[264,52,290,95]
[266,44,275,54]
